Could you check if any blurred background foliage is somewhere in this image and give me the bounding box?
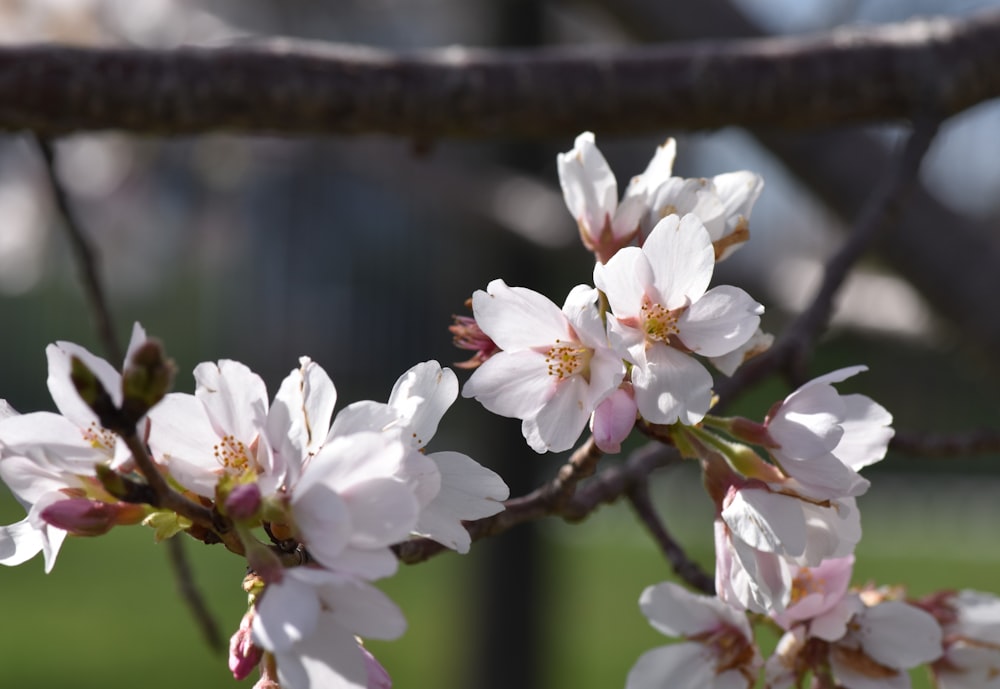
[2,1,1000,688]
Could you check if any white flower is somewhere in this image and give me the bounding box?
[765,366,893,501]
[288,431,420,580]
[709,327,773,377]
[557,131,674,262]
[931,590,1000,689]
[716,486,861,614]
[767,592,943,689]
[330,361,508,554]
[252,567,406,689]
[594,214,763,425]
[462,280,625,453]
[147,359,279,498]
[0,323,148,571]
[646,170,763,260]
[627,581,760,689]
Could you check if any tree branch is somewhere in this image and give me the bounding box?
[715,115,940,407]
[4,9,1000,138]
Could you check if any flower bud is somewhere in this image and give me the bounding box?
[70,356,119,428]
[229,609,264,680]
[121,340,176,424]
[41,498,146,536]
[225,483,262,521]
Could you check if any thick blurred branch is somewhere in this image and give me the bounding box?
[4,9,1000,137]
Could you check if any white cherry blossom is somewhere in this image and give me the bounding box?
[558,131,674,262]
[594,214,763,425]
[627,581,760,689]
[0,323,149,571]
[765,366,893,501]
[252,566,406,689]
[462,280,625,453]
[930,590,1000,689]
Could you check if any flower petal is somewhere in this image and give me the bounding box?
[678,285,763,357]
[631,345,713,425]
[472,279,569,350]
[643,214,714,307]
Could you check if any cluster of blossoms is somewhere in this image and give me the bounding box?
[2,131,999,689]
[0,324,508,689]
[455,132,1000,688]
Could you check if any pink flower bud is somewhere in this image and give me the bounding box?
[229,609,264,680]
[590,384,637,453]
[40,498,145,536]
[225,483,262,521]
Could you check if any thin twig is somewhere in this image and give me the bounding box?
[2,10,999,137]
[165,536,225,653]
[715,115,942,409]
[34,136,122,364]
[625,477,715,594]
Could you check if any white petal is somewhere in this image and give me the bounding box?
[122,322,148,364]
[833,394,893,471]
[298,432,406,496]
[631,346,713,425]
[415,450,507,553]
[679,285,763,357]
[640,581,749,638]
[0,516,43,567]
[594,246,654,319]
[723,489,807,558]
[557,131,618,238]
[252,575,321,652]
[626,643,717,689]
[274,615,369,689]
[388,361,456,449]
[291,485,352,567]
[342,477,420,549]
[45,343,106,428]
[857,601,943,669]
[643,214,714,307]
[522,375,592,453]
[775,453,870,501]
[329,401,400,439]
[769,382,847,462]
[193,360,268,441]
[319,545,399,580]
[317,575,407,641]
[461,350,553,420]
[472,279,570,351]
[0,411,106,472]
[561,284,606,348]
[624,137,676,200]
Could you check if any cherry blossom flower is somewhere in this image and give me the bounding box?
[147,358,278,498]
[557,131,675,262]
[765,366,893,501]
[645,170,763,260]
[286,430,420,580]
[462,280,625,453]
[251,567,406,689]
[767,589,943,689]
[924,590,1000,689]
[594,214,763,425]
[627,581,760,689]
[715,484,861,614]
[0,323,149,571]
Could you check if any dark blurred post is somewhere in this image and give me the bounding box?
[468,4,550,689]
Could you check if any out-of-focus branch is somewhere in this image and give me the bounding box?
[4,9,1000,137]
[35,137,123,364]
[625,477,714,594]
[715,115,940,407]
[396,437,687,565]
[891,429,1000,457]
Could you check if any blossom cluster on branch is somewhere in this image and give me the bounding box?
[1,130,998,689]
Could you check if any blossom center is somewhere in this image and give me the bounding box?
[544,340,592,381]
[82,421,117,451]
[641,301,680,343]
[214,434,252,473]
[789,569,825,605]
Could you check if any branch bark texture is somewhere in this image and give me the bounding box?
[4,9,1000,137]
